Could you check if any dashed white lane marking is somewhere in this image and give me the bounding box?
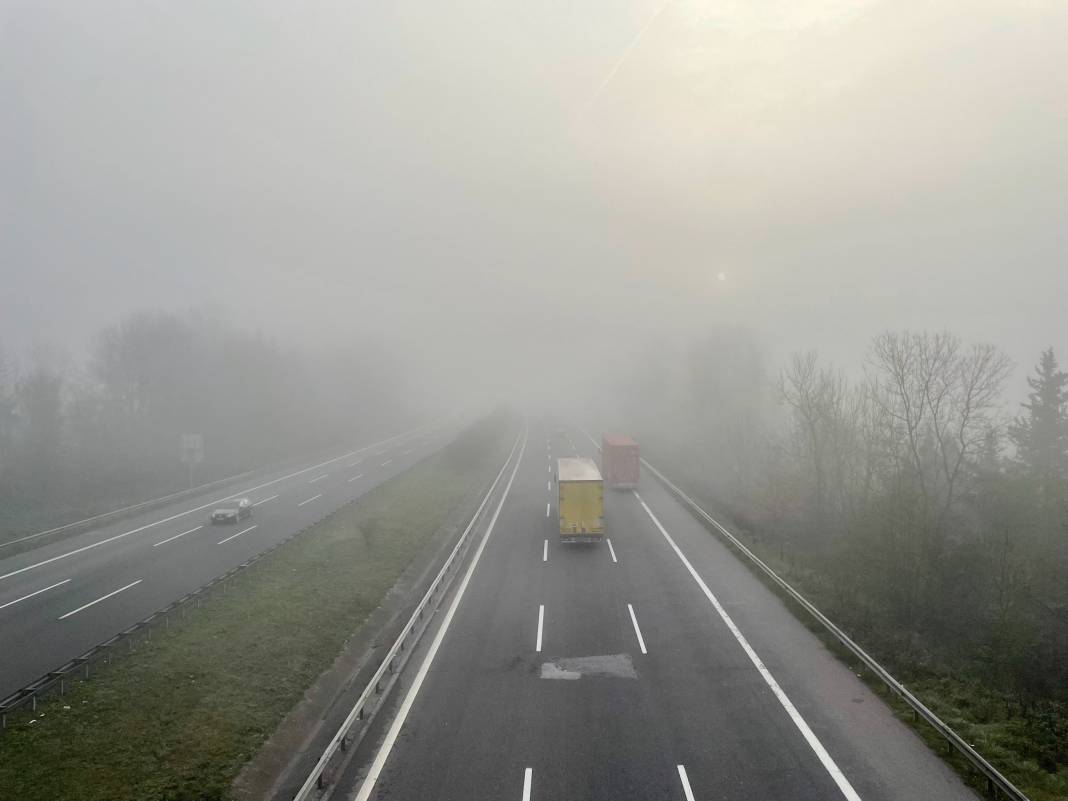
[308,474,329,484]
[217,524,258,545]
[543,539,548,562]
[402,449,412,455]
[153,526,204,547]
[253,494,278,507]
[347,474,365,482]
[347,459,363,468]
[536,604,545,652]
[58,579,142,620]
[627,603,648,654]
[547,480,551,492]
[0,427,426,581]
[298,494,322,507]
[381,459,393,466]
[546,502,550,518]
[607,537,618,563]
[0,579,71,611]
[678,765,696,801]
[634,491,863,801]
[352,431,527,801]
[522,768,532,801]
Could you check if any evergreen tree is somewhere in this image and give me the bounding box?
[1009,347,1068,480]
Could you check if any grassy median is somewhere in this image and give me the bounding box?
[0,412,514,801]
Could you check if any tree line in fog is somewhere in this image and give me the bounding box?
[0,310,412,538]
[613,329,1068,719]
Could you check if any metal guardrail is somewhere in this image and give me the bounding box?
[0,423,447,728]
[0,424,431,552]
[292,430,523,801]
[574,424,1027,799]
[0,515,317,728]
[0,468,270,551]
[641,457,1030,801]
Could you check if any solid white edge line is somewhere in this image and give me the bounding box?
[153,525,204,547]
[297,494,322,508]
[2,424,435,551]
[627,603,648,654]
[543,539,548,562]
[607,537,618,563]
[0,425,432,581]
[634,491,862,801]
[677,765,696,801]
[347,474,365,482]
[352,429,528,801]
[253,494,279,507]
[217,524,258,545]
[0,578,71,611]
[536,604,545,652]
[522,768,533,801]
[58,579,143,620]
[294,427,520,801]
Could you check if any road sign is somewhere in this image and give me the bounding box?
[180,434,204,465]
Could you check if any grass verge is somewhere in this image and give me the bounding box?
[0,411,514,801]
[662,463,1068,801]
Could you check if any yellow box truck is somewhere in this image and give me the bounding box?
[557,457,604,543]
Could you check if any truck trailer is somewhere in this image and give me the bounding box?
[557,457,604,542]
[601,434,640,489]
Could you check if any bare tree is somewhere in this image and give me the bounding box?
[867,331,1012,613]
[779,350,855,526]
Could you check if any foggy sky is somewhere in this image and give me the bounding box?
[3,0,1067,404]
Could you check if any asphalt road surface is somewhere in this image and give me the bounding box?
[340,419,979,801]
[0,422,455,700]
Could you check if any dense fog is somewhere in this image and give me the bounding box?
[3,1,1067,403]
[3,3,1068,794]
[3,4,1067,559]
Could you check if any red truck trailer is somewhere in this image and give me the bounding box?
[601,434,640,489]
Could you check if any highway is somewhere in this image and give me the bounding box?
[0,423,455,700]
[339,420,980,801]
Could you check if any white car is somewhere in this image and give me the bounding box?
[209,498,252,524]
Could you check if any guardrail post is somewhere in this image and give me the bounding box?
[316,773,324,790]
[640,455,1033,801]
